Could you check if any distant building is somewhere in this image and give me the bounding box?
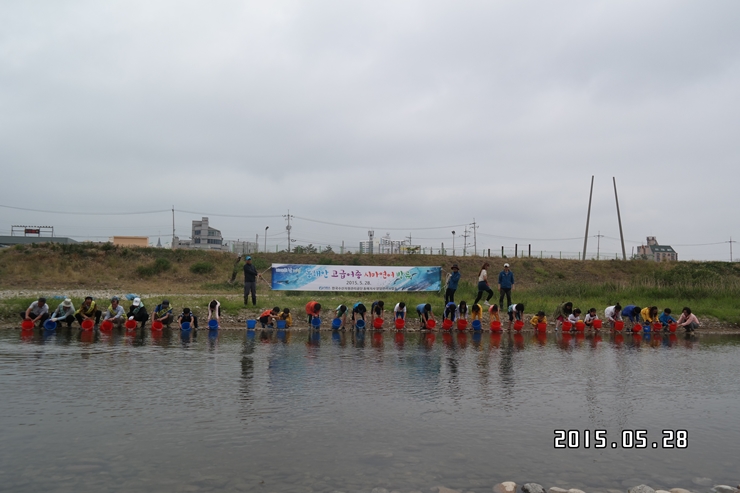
[0,236,77,246]
[360,233,418,254]
[230,240,258,255]
[174,217,229,251]
[112,236,148,247]
[636,236,678,261]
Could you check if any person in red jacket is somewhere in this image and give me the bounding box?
[305,301,322,324]
[259,307,280,328]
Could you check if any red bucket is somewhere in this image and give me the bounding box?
[614,321,624,331]
[668,322,677,332]
[81,319,94,331]
[152,320,163,331]
[593,319,603,329]
[632,324,641,333]
[21,319,34,330]
[100,320,113,331]
[442,319,453,330]
[125,319,137,330]
[426,319,436,329]
[395,318,405,330]
[652,322,662,331]
[513,320,524,331]
[490,320,502,331]
[456,319,468,331]
[373,318,384,329]
[575,321,585,331]
[562,321,572,331]
[536,322,547,332]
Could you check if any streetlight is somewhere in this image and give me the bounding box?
[451,231,455,256]
[264,226,269,253]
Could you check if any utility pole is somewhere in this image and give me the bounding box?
[451,231,455,256]
[730,237,736,262]
[471,219,478,256]
[613,177,627,260]
[171,205,175,249]
[582,175,594,261]
[283,210,293,252]
[595,231,604,260]
[462,226,469,256]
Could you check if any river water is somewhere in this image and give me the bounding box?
[1,328,738,493]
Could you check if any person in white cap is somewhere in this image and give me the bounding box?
[50,298,76,328]
[498,263,515,309]
[127,297,149,328]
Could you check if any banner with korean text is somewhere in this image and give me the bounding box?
[271,264,442,291]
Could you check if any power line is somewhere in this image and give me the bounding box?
[293,215,468,231]
[175,209,282,219]
[0,204,170,215]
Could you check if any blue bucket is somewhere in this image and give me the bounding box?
[208,319,219,330]
[246,319,256,330]
[44,319,57,330]
[311,317,321,329]
[276,320,286,329]
[181,322,191,331]
[472,320,482,331]
[356,319,366,330]
[642,324,651,332]
[332,318,342,329]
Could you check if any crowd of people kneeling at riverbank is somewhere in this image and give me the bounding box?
[19,296,701,333]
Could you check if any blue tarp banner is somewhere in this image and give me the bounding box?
[271,264,441,291]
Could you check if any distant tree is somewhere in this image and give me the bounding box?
[323,245,334,254]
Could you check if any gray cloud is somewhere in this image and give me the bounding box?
[1,1,738,259]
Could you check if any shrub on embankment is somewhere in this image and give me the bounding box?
[1,243,740,322]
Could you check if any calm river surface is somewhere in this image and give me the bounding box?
[1,328,738,493]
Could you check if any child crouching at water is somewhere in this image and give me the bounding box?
[259,307,280,328]
[568,308,582,325]
[416,303,434,328]
[305,301,322,324]
[208,300,221,326]
[456,301,468,321]
[659,308,676,329]
[508,303,524,329]
[488,304,500,323]
[279,308,292,328]
[470,303,483,321]
[584,308,599,328]
[444,302,457,321]
[530,311,547,328]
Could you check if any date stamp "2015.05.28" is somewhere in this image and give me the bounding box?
[554,430,688,449]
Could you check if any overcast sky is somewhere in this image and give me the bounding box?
[1,1,738,260]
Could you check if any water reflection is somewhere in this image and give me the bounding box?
[1,329,738,492]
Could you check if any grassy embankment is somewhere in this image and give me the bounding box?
[1,242,740,326]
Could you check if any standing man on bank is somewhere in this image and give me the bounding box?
[243,256,264,306]
[498,263,515,309]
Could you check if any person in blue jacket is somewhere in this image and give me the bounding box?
[621,305,642,328]
[659,308,676,329]
[445,264,461,304]
[498,263,515,309]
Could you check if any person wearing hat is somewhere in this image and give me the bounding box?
[127,297,149,329]
[498,263,515,310]
[243,256,264,306]
[50,298,76,328]
[445,264,461,304]
[152,300,174,327]
[75,296,102,327]
[103,296,126,326]
[20,297,50,327]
